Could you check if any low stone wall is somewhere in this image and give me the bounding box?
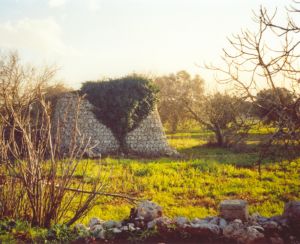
[52,93,177,157]
[75,199,300,244]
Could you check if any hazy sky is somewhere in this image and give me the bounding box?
[0,0,288,89]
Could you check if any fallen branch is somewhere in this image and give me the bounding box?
[1,174,140,203]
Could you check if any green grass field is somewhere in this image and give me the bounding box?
[75,129,300,224]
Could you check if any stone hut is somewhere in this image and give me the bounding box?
[52,93,177,157]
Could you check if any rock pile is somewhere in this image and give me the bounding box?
[74,199,300,243]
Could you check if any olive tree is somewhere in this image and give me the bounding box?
[154,70,204,133]
[185,92,251,147]
[253,87,298,126]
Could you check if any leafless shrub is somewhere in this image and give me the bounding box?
[0,52,109,227]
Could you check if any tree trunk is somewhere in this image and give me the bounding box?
[214,125,225,147]
[119,136,129,155]
[170,116,178,134]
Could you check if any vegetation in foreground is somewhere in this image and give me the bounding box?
[0,129,299,243]
[79,130,300,223]
[0,0,299,242]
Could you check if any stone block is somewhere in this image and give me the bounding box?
[220,200,248,221]
[283,201,300,224]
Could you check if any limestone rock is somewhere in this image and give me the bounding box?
[191,218,208,225]
[90,224,105,239]
[121,226,129,231]
[88,218,104,228]
[262,221,279,232]
[283,201,300,236]
[136,200,163,222]
[147,217,172,229]
[209,217,220,225]
[103,220,122,229]
[283,201,300,224]
[147,220,156,229]
[186,223,221,236]
[223,220,264,244]
[245,226,265,243]
[220,199,249,221]
[128,223,136,231]
[112,228,122,234]
[223,219,245,239]
[175,216,189,227]
[219,218,227,229]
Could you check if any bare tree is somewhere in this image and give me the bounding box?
[208,1,300,164]
[0,52,111,227]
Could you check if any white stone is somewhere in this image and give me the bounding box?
[103,220,122,229]
[220,199,249,221]
[112,228,122,234]
[91,224,105,239]
[128,223,135,231]
[175,216,189,227]
[219,218,227,229]
[88,217,103,228]
[262,221,278,231]
[121,226,129,231]
[136,200,163,222]
[223,221,264,244]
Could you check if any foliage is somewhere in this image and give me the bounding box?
[253,87,297,125]
[154,70,204,133]
[81,75,159,151]
[46,224,77,242]
[186,92,252,147]
[0,129,299,243]
[0,219,79,243]
[44,82,73,116]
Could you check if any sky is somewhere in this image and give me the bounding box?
[0,0,289,89]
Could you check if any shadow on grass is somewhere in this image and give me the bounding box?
[177,144,259,167]
[178,143,300,167]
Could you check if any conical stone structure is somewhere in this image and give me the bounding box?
[52,93,178,157]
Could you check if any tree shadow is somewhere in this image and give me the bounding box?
[178,143,300,167]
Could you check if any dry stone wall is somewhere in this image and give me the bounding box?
[52,93,177,157]
[77,199,300,243]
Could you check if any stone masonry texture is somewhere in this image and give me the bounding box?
[52,93,177,157]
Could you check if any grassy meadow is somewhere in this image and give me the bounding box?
[74,128,300,224]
